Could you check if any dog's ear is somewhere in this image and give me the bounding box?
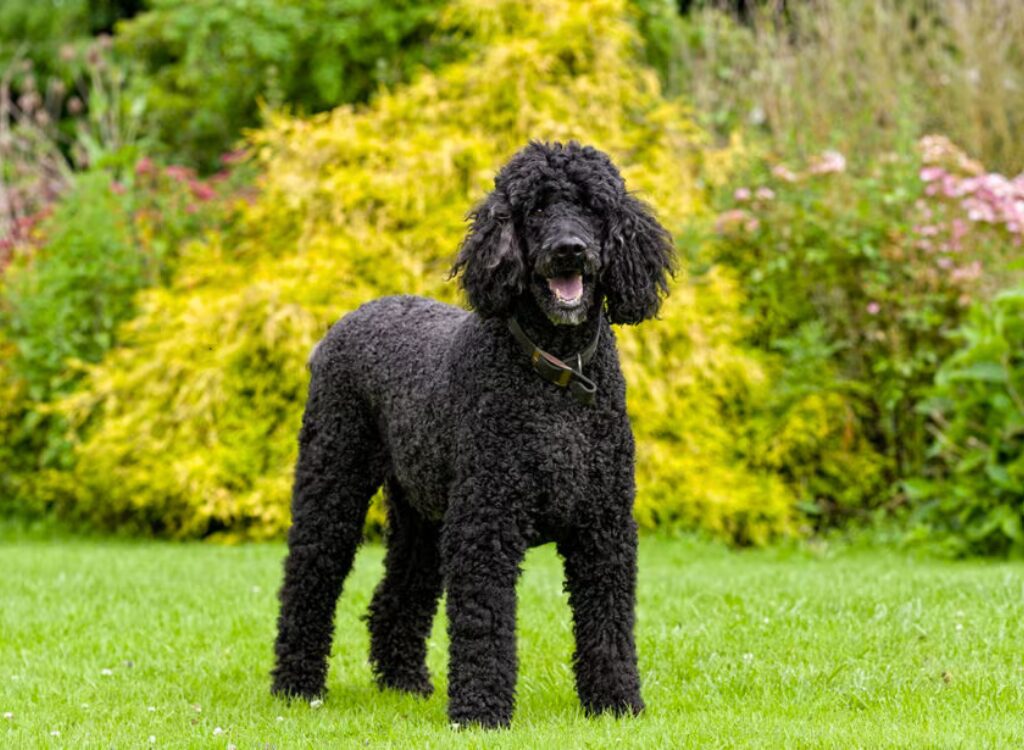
[601,194,675,324]
[450,190,524,318]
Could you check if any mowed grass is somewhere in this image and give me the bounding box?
[2,533,1024,749]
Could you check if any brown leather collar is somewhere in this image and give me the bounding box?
[507,316,599,406]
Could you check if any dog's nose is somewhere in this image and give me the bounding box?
[553,236,587,256]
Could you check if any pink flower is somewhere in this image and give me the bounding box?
[963,199,995,222]
[771,164,799,182]
[165,165,195,182]
[219,149,248,165]
[809,150,846,175]
[189,180,216,201]
[950,261,983,283]
[110,181,125,195]
[940,175,963,198]
[919,166,945,182]
[715,209,757,234]
[733,187,752,202]
[755,187,776,201]
[866,302,881,315]
[135,157,154,176]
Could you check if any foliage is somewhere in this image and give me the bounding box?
[909,287,1024,556]
[0,158,250,515]
[42,0,801,544]
[0,172,136,514]
[0,0,142,66]
[115,0,456,171]
[622,267,797,545]
[643,0,1024,174]
[0,1,91,81]
[630,0,690,97]
[2,172,140,395]
[2,161,248,392]
[707,136,1018,524]
[0,335,32,511]
[0,2,144,157]
[0,39,149,255]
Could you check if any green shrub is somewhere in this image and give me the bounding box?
[0,1,90,80]
[0,1,143,103]
[0,159,249,512]
[2,172,139,396]
[707,136,1020,524]
[909,287,1024,556]
[2,162,247,392]
[45,0,801,544]
[0,171,138,515]
[744,326,892,526]
[0,335,34,513]
[630,0,690,97]
[115,0,455,171]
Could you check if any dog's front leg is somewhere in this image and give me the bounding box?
[441,493,526,729]
[558,516,644,717]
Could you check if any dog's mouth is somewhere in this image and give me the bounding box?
[547,274,584,306]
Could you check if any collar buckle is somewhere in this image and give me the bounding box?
[507,317,600,406]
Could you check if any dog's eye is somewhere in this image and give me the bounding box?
[532,206,545,217]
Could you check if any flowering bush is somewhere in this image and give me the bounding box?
[3,158,249,389]
[0,155,250,513]
[708,136,1018,523]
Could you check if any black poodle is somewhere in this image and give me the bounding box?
[271,141,674,728]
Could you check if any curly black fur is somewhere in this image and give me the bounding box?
[271,141,674,728]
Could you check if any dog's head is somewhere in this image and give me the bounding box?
[451,141,675,325]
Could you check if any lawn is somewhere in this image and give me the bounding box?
[2,533,1023,748]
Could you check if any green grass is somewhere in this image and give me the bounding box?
[2,534,1023,748]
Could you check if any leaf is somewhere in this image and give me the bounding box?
[942,361,1007,384]
[985,464,1023,493]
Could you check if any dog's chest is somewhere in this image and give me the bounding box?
[520,409,625,524]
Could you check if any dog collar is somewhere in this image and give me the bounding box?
[507,317,599,406]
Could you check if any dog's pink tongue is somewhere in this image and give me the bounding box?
[548,274,583,303]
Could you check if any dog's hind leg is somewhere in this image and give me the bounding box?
[365,482,443,696]
[271,361,384,701]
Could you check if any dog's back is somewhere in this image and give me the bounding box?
[310,295,468,515]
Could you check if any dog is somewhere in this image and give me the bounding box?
[271,141,674,728]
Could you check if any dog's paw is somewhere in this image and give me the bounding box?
[375,671,434,698]
[447,705,513,730]
[582,694,645,718]
[270,677,325,703]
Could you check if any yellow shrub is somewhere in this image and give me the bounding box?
[50,0,799,543]
[623,268,798,544]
